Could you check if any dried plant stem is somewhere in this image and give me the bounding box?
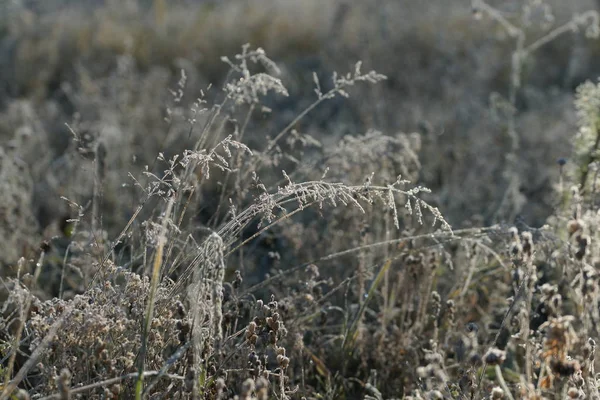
[212,103,255,228]
[38,371,184,400]
[135,197,174,399]
[525,10,600,55]
[460,256,477,298]
[475,261,530,398]
[2,251,45,393]
[523,265,535,387]
[343,259,391,352]
[143,341,192,395]
[495,365,515,400]
[91,199,148,286]
[536,360,547,392]
[164,186,195,272]
[355,214,370,357]
[279,369,287,400]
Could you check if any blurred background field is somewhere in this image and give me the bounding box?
[3,1,600,267]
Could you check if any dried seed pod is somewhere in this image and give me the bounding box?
[551,359,580,377]
[567,219,582,236]
[483,348,506,365]
[491,386,504,399]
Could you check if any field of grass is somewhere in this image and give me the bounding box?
[2,0,600,398]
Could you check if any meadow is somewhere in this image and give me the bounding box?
[2,0,600,398]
